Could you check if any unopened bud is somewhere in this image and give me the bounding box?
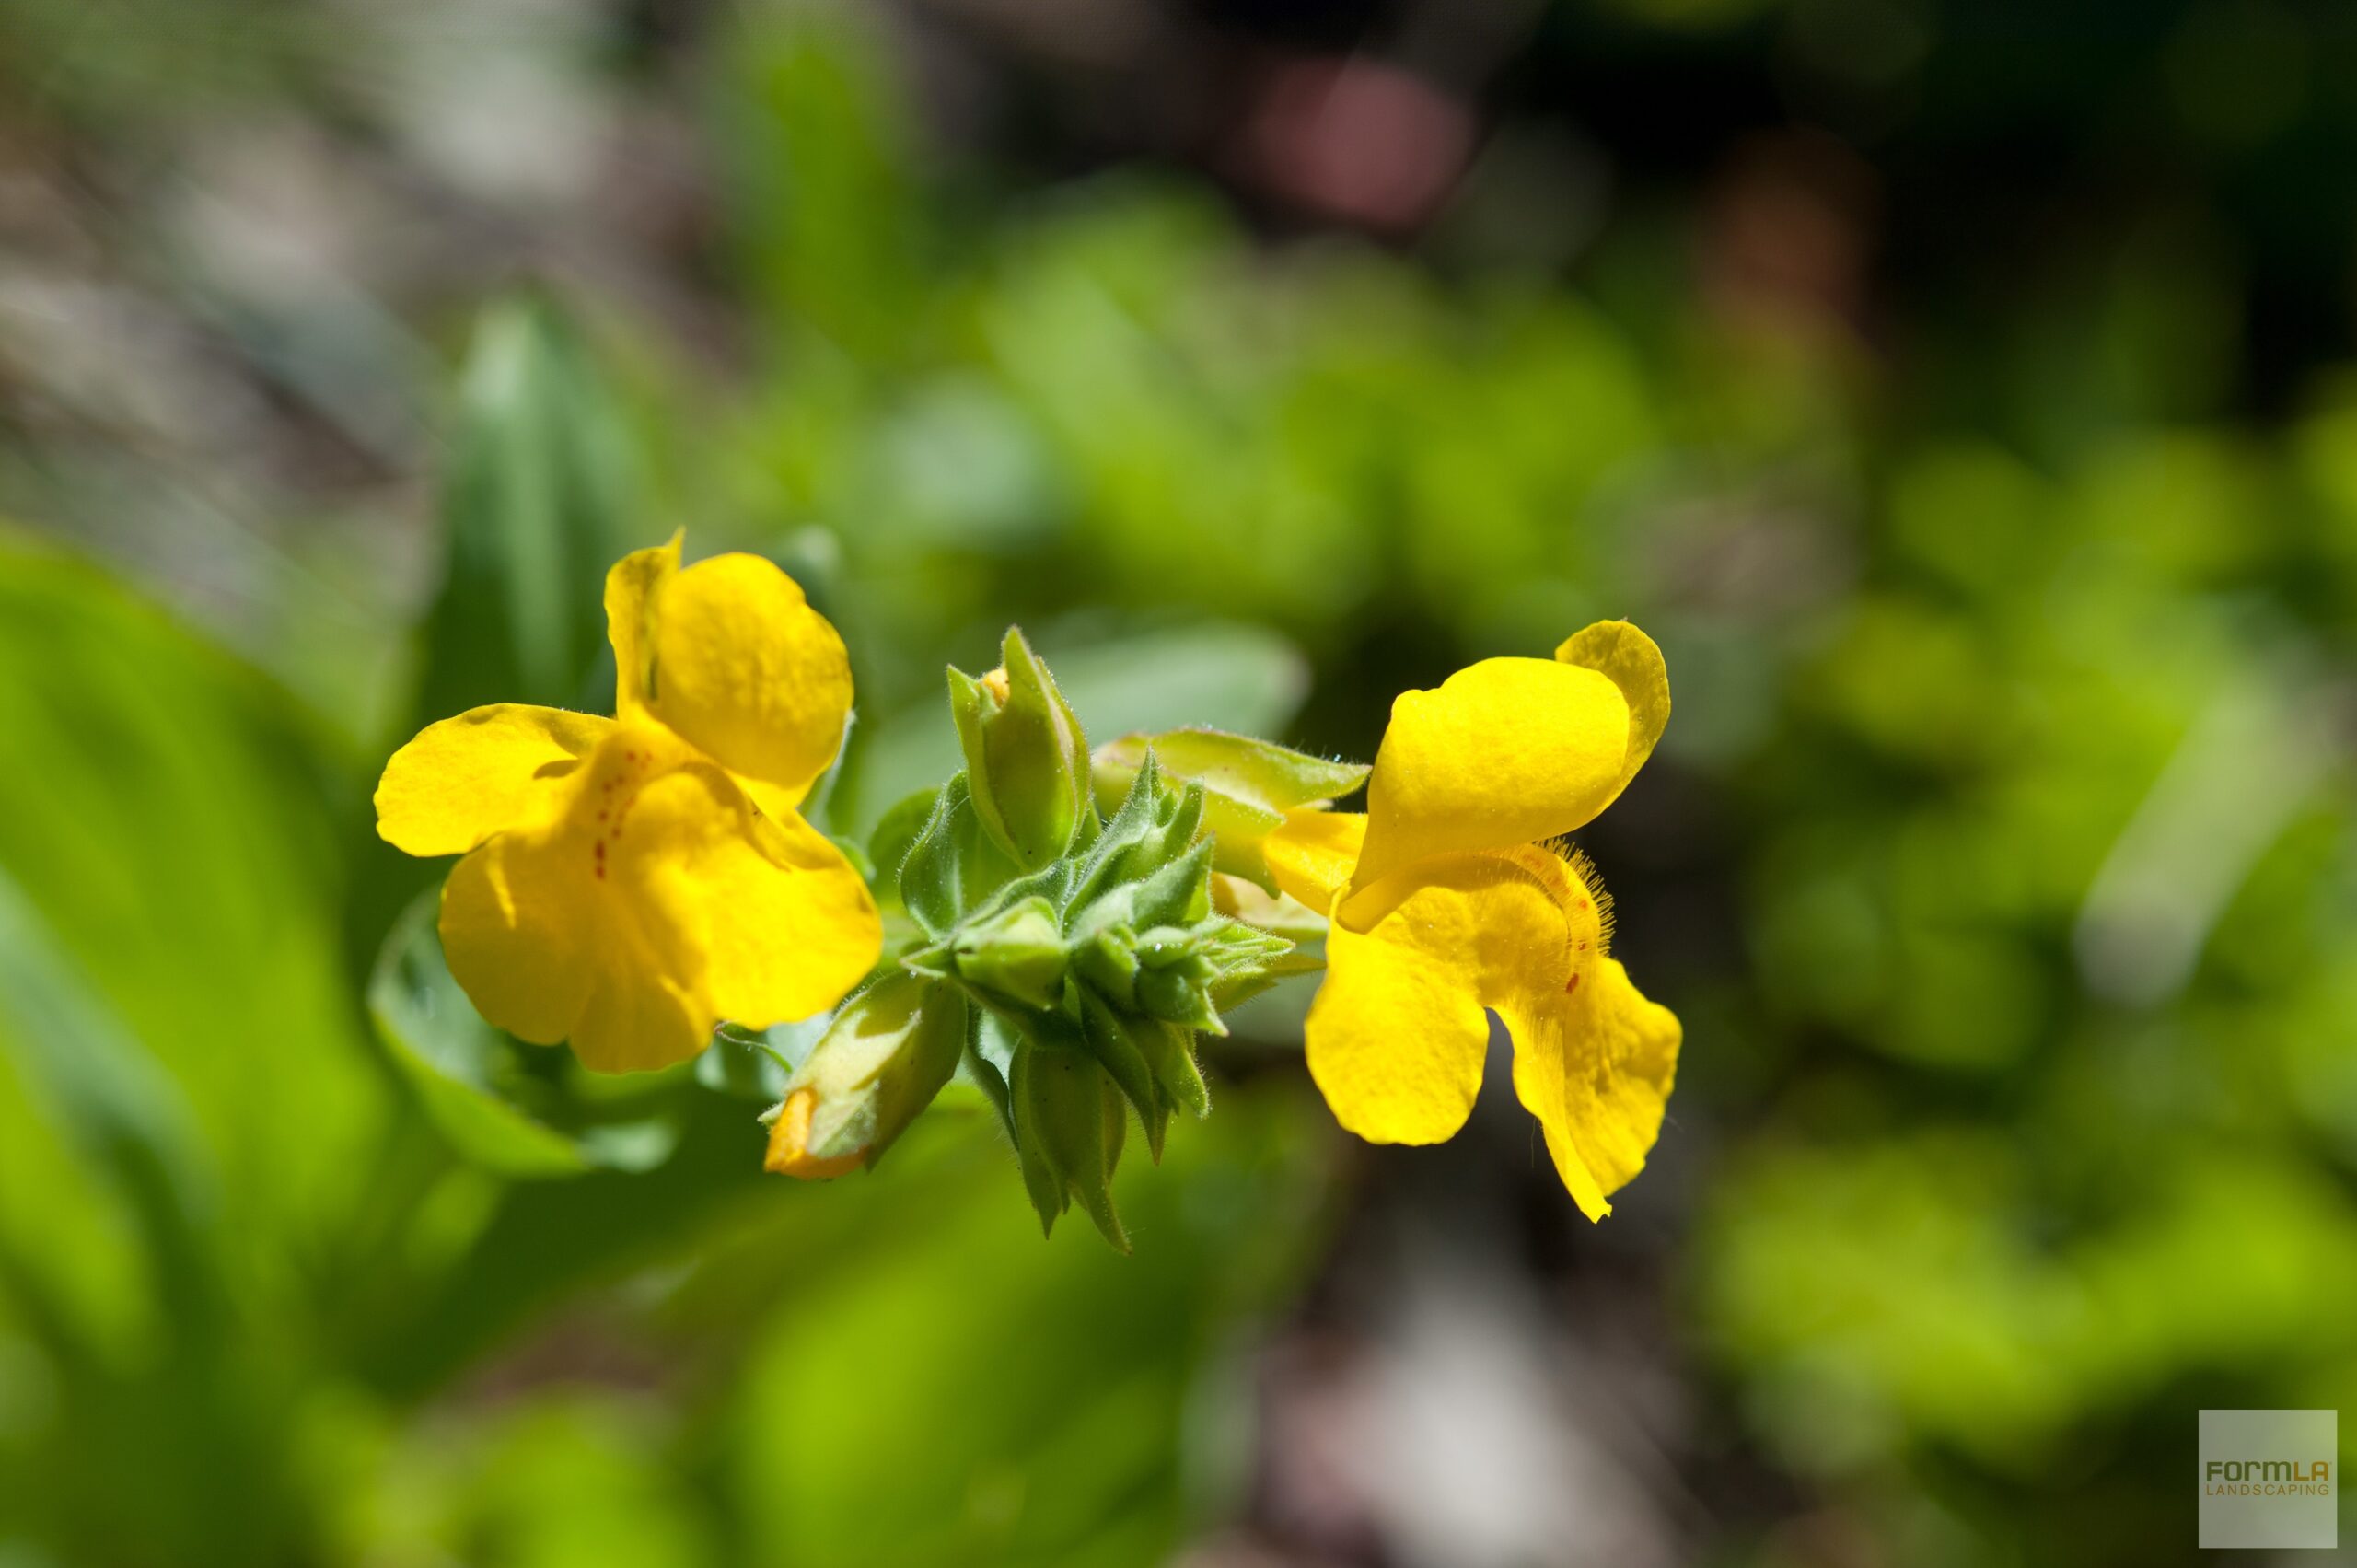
[764,972,966,1178]
[949,628,1091,869]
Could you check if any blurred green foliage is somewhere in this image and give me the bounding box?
[3,1,2357,1563]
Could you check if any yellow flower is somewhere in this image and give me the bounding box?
[1261,621,1680,1219]
[375,536,882,1073]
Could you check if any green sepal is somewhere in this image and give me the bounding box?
[1011,1035,1129,1250]
[1079,987,1165,1158]
[1069,919,1141,1008]
[868,786,942,900]
[1128,834,1214,929]
[951,896,1068,1011]
[959,1007,1017,1143]
[1070,752,1205,911]
[1091,727,1368,889]
[898,774,1019,940]
[1205,942,1320,1013]
[1137,965,1224,1034]
[1136,1016,1210,1121]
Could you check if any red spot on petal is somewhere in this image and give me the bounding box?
[1564,972,1581,993]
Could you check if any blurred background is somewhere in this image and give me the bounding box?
[4,0,2356,1562]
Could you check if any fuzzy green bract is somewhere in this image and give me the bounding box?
[770,633,1314,1249]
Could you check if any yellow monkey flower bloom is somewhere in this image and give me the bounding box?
[1261,621,1680,1220]
[375,536,882,1073]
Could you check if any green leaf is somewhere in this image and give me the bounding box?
[0,537,388,1260]
[1206,946,1324,1014]
[949,897,1070,1012]
[1127,837,1213,931]
[0,537,390,1563]
[1068,751,1194,912]
[0,868,224,1351]
[715,9,924,358]
[1136,1017,1211,1122]
[412,298,636,724]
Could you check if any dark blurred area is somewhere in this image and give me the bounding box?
[3,1,2355,1564]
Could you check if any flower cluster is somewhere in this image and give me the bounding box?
[377,538,1680,1241]
[764,630,1305,1246]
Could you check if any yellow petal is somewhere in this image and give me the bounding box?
[1306,854,1572,1145]
[1263,809,1366,913]
[649,552,853,807]
[438,717,879,1074]
[607,761,880,1047]
[377,703,612,856]
[1500,958,1680,1221]
[765,1086,864,1178]
[605,533,682,715]
[435,720,700,1058]
[569,921,712,1074]
[1353,657,1632,889]
[438,826,598,1046]
[737,774,807,832]
[1554,620,1669,812]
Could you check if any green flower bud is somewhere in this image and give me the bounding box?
[949,628,1093,870]
[952,896,1069,1011]
[764,972,967,1178]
